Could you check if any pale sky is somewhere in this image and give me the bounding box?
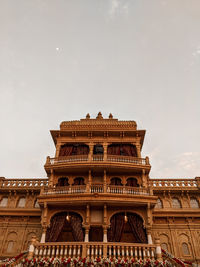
[0,0,200,178]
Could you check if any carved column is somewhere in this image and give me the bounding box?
[103,143,108,161]
[55,142,61,158]
[136,144,141,158]
[40,226,47,243]
[103,226,108,243]
[84,226,90,242]
[103,170,107,193]
[87,170,92,192]
[88,143,94,161]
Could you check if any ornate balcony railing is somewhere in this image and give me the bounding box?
[149,179,197,189]
[31,242,157,260]
[0,178,48,189]
[46,155,149,166]
[41,185,151,196]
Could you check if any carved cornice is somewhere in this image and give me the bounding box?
[60,118,137,131]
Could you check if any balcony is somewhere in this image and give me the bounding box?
[45,155,150,171]
[41,185,151,196]
[29,241,158,261]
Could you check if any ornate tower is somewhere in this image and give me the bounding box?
[38,113,158,258]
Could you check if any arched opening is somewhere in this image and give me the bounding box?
[0,197,8,207]
[108,144,137,157]
[57,177,69,187]
[108,212,147,243]
[126,178,139,187]
[93,144,104,155]
[73,177,85,186]
[17,197,26,208]
[110,177,122,186]
[190,198,199,208]
[46,212,84,242]
[182,242,190,255]
[172,198,181,208]
[155,198,163,209]
[59,144,89,157]
[89,226,103,242]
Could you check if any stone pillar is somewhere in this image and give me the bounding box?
[88,143,94,161]
[40,229,46,243]
[103,170,107,193]
[87,170,92,192]
[103,143,108,161]
[136,144,141,158]
[155,238,162,261]
[55,143,61,158]
[147,230,153,244]
[103,227,108,243]
[84,227,90,242]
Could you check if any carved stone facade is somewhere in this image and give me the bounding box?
[0,114,200,263]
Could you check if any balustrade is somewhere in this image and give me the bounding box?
[150,179,197,188]
[1,179,48,188]
[46,155,148,166]
[42,185,150,196]
[30,242,157,261]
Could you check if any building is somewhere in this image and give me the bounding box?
[0,113,200,265]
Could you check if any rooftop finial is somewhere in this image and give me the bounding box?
[86,113,90,119]
[109,113,113,119]
[96,112,103,119]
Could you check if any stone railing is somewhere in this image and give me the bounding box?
[41,185,151,196]
[0,178,48,189]
[150,179,197,189]
[28,241,158,261]
[46,155,149,166]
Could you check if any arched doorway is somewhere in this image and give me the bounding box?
[107,212,147,243]
[46,212,84,242]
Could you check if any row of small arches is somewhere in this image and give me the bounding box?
[161,242,190,256]
[0,197,39,208]
[155,197,199,209]
[57,177,139,187]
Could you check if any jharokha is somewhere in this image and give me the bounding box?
[0,113,200,266]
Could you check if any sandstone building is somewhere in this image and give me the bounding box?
[0,113,200,265]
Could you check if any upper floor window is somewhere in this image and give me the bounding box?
[110,177,122,186]
[59,144,89,157]
[57,177,69,187]
[73,177,85,186]
[190,198,199,208]
[172,198,181,208]
[0,197,8,207]
[126,177,139,187]
[17,197,26,208]
[155,198,163,209]
[107,144,137,157]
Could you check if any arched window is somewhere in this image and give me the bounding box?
[182,242,190,255]
[17,197,26,208]
[73,177,85,186]
[107,144,137,157]
[0,197,8,207]
[59,144,89,156]
[155,198,163,209]
[110,177,122,186]
[34,200,40,208]
[190,198,199,208]
[7,241,14,253]
[172,198,181,208]
[57,177,69,187]
[126,178,139,187]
